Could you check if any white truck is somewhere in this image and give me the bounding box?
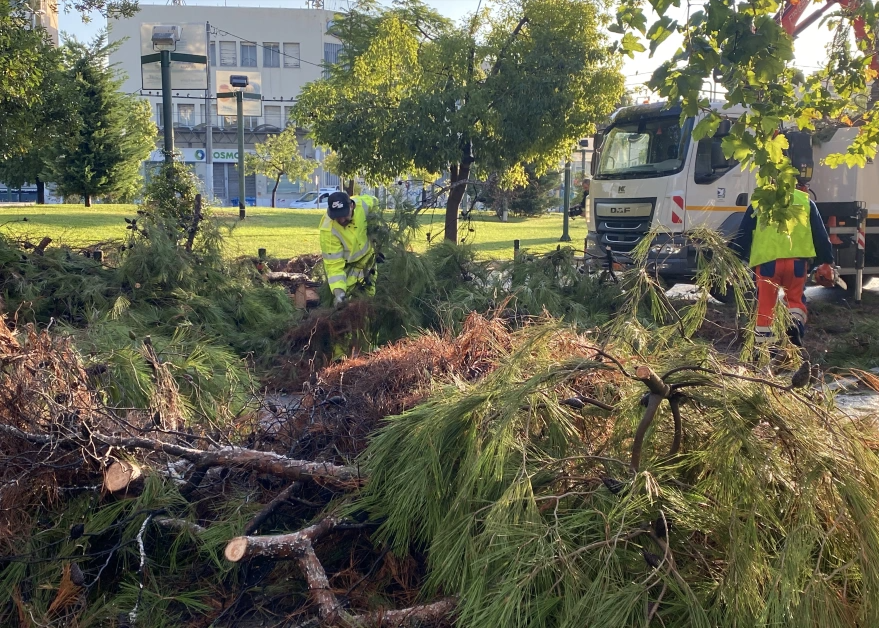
[586,101,879,300]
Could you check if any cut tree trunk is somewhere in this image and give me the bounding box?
[272,174,280,208]
[84,195,91,208]
[104,460,143,494]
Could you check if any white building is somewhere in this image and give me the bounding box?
[109,3,342,206]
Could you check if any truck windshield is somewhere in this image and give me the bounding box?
[595,116,693,179]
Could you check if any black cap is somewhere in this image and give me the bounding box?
[327,191,351,219]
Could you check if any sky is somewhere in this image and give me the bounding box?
[59,0,838,96]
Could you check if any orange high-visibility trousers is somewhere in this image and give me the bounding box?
[754,258,808,345]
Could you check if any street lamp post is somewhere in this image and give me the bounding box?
[141,26,207,172]
[236,87,246,219]
[149,26,180,167]
[218,74,255,219]
[560,159,572,242]
[160,50,174,166]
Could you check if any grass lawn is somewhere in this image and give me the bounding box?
[0,204,589,260]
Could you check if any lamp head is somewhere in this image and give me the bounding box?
[151,25,180,51]
[230,75,249,89]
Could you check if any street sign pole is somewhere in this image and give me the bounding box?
[204,21,213,201]
[237,90,246,220]
[560,159,572,242]
[160,49,174,166]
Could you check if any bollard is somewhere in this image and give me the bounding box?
[258,248,267,260]
[514,239,520,258]
[93,250,103,263]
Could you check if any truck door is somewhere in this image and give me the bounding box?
[685,127,754,238]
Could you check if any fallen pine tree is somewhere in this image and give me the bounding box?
[3,304,879,626]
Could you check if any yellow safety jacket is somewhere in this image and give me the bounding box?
[749,189,817,268]
[319,196,376,296]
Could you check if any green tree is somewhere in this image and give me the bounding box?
[293,0,624,242]
[47,36,156,207]
[480,165,561,218]
[245,129,318,207]
[0,2,59,164]
[0,43,82,204]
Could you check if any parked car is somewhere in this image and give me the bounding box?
[288,191,330,209]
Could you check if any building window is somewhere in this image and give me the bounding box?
[209,41,216,67]
[155,103,163,128]
[244,116,259,130]
[264,105,282,128]
[219,41,237,66]
[323,43,343,77]
[178,103,195,126]
[283,42,300,68]
[284,106,295,128]
[264,42,280,67]
[241,42,257,67]
[211,103,221,128]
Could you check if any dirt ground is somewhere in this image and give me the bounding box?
[675,280,879,371]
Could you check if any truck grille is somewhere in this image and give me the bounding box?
[593,198,656,253]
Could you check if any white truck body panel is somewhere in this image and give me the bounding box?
[810,127,879,218]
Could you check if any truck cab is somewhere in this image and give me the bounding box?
[587,102,752,283]
[587,102,879,296]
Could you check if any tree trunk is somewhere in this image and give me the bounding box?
[272,174,280,208]
[870,78,879,111]
[104,460,144,494]
[445,163,471,243]
[345,178,355,196]
[36,178,45,205]
[84,194,91,207]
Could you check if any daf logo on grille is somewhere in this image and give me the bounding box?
[610,207,631,214]
[618,185,626,193]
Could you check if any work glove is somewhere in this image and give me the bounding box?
[813,263,838,288]
[333,289,347,308]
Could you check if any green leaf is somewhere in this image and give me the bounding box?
[692,113,721,141]
[765,134,789,163]
[621,32,647,57]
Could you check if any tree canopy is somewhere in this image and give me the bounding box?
[0,2,60,163]
[293,0,624,242]
[245,129,318,207]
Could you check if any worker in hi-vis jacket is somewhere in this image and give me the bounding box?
[731,187,836,348]
[319,191,378,307]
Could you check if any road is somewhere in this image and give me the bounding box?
[668,277,879,302]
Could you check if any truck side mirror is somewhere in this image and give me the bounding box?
[715,119,732,137]
[710,140,729,171]
[590,132,604,177]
